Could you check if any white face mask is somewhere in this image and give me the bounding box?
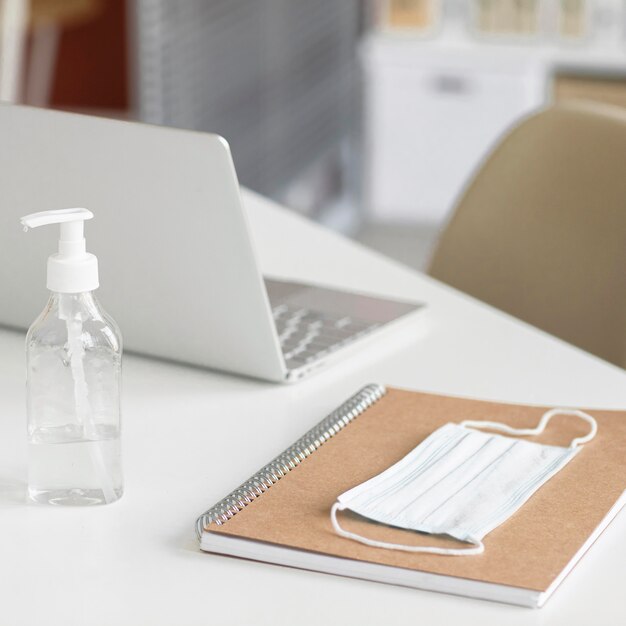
[330,409,597,555]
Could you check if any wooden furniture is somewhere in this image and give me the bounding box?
[0,0,101,104]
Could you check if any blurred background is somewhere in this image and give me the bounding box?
[1,0,625,270]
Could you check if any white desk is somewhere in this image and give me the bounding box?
[1,189,625,625]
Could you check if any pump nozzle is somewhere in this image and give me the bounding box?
[21,207,99,293]
[21,207,93,229]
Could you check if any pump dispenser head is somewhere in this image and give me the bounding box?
[21,208,99,293]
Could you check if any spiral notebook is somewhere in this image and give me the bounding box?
[196,385,626,608]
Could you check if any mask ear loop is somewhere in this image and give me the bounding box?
[330,502,484,556]
[460,408,597,448]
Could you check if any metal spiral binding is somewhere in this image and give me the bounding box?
[196,383,386,538]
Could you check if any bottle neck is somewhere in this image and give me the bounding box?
[47,291,104,322]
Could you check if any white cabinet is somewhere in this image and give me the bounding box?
[362,37,548,223]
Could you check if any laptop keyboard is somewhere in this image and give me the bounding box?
[272,304,380,371]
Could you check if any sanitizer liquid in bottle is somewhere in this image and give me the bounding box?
[22,208,122,505]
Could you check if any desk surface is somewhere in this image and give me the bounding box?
[1,189,625,626]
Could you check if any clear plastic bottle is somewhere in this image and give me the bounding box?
[26,291,123,505]
[21,207,123,506]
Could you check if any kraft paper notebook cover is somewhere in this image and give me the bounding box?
[196,385,626,608]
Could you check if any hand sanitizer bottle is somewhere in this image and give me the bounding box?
[21,208,122,505]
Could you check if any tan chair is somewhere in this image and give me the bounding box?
[428,102,626,368]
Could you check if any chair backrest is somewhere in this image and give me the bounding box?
[428,102,626,368]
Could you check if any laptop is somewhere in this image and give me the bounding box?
[0,104,422,382]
